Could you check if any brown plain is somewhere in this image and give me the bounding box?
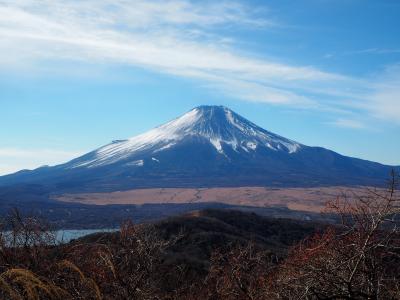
[56,186,373,213]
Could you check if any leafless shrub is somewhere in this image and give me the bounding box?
[0,213,177,299]
[200,242,274,300]
[110,220,175,299]
[0,209,57,273]
[56,220,178,299]
[271,170,400,299]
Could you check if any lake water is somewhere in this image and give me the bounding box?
[2,228,119,245]
[56,229,118,243]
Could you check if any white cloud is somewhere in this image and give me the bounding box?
[0,148,84,175]
[0,0,398,125]
[0,0,354,107]
[365,65,400,124]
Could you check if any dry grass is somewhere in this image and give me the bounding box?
[56,186,374,213]
[0,268,69,300]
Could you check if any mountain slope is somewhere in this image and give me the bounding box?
[66,105,301,169]
[0,105,396,192]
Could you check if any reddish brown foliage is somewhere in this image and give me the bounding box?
[269,171,400,299]
[201,243,274,300]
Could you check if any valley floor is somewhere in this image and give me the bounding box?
[56,185,371,213]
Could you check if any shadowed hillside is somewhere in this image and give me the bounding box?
[0,209,321,299]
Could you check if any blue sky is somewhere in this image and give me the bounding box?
[0,0,399,175]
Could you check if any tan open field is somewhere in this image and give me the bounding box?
[55,186,372,213]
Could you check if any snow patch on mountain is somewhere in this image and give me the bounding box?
[126,160,144,167]
[247,142,257,150]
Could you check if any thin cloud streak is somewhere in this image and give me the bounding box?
[348,48,400,55]
[0,148,84,175]
[366,65,400,124]
[328,118,366,130]
[0,148,81,158]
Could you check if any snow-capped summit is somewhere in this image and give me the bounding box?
[69,106,301,169]
[0,105,395,192]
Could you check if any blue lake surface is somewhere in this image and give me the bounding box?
[2,228,119,246]
[56,229,118,243]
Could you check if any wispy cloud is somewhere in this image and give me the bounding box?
[0,148,84,175]
[0,0,351,106]
[365,64,400,124]
[348,48,400,55]
[328,118,366,129]
[0,0,399,126]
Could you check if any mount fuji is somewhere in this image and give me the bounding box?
[0,106,395,192]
